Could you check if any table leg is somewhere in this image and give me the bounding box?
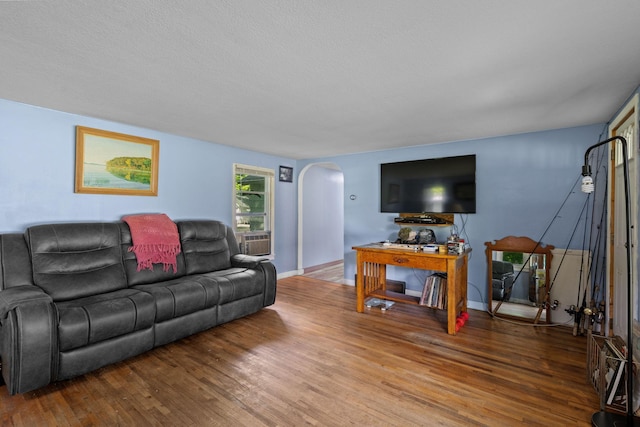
[356,253,364,313]
[447,258,457,335]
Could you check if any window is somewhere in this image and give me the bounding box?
[502,252,523,265]
[233,164,274,255]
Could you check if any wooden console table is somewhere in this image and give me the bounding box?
[353,243,470,335]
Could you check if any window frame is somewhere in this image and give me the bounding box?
[232,163,275,256]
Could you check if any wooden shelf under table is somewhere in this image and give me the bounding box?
[353,243,471,335]
[369,289,420,304]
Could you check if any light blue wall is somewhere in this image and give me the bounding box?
[299,124,606,305]
[0,99,299,274]
[0,96,620,306]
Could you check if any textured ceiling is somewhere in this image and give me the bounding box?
[1,1,640,159]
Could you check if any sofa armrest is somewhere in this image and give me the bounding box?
[259,260,277,306]
[0,285,52,319]
[0,285,56,395]
[230,254,277,307]
[231,254,269,269]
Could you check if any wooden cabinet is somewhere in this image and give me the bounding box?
[352,243,470,335]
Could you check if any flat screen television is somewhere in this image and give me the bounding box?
[380,154,476,214]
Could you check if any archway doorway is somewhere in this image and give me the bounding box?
[298,163,345,282]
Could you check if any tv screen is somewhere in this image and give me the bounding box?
[380,154,476,214]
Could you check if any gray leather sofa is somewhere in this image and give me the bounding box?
[0,219,276,395]
[491,260,515,301]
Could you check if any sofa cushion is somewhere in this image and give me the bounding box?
[207,268,264,305]
[56,288,156,352]
[26,223,127,301]
[177,221,232,274]
[133,275,219,323]
[119,223,186,286]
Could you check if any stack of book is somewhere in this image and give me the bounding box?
[419,273,447,309]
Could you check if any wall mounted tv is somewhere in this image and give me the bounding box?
[380,154,476,214]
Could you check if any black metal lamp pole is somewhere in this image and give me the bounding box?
[582,136,638,426]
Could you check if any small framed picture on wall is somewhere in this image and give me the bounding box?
[279,166,293,182]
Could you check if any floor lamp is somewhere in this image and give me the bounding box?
[581,136,638,426]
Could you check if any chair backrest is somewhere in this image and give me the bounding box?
[492,260,514,277]
[26,223,128,301]
[177,220,233,274]
[118,222,186,285]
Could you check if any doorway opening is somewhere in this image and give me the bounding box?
[298,163,345,283]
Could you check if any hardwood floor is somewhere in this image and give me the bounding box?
[303,260,345,284]
[0,276,599,426]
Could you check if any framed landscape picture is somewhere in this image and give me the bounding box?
[75,126,159,196]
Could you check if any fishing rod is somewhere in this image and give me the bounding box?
[582,145,609,335]
[586,170,608,335]
[533,189,590,334]
[498,172,585,321]
[565,143,608,335]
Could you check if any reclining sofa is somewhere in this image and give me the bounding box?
[0,219,277,395]
[491,260,515,301]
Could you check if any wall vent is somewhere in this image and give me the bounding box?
[240,232,271,256]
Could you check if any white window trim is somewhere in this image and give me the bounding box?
[232,163,275,258]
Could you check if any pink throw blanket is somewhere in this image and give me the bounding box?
[123,214,181,273]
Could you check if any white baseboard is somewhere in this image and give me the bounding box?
[277,270,304,279]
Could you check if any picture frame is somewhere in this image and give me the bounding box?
[279,166,293,183]
[75,126,159,196]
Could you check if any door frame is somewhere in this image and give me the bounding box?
[297,162,345,272]
[608,93,638,338]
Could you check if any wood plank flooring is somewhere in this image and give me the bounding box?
[303,260,345,284]
[0,276,599,426]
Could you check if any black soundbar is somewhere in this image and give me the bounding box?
[394,216,448,225]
